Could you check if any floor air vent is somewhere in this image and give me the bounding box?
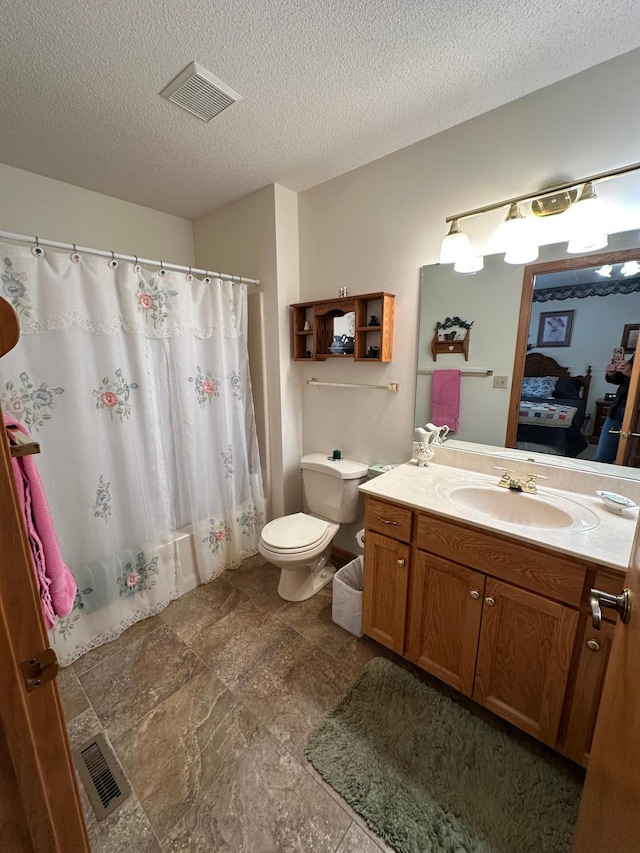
[73,733,131,821]
[160,61,243,122]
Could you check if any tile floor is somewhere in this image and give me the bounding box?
[58,554,398,853]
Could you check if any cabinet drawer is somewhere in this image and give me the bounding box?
[416,513,585,606]
[366,497,413,543]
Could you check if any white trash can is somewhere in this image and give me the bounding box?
[332,556,364,637]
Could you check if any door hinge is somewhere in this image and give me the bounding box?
[20,648,59,692]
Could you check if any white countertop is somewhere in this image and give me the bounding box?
[359,450,639,573]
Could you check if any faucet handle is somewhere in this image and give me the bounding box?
[522,472,548,494]
[494,467,514,488]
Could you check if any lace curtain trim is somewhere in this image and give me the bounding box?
[20,311,241,339]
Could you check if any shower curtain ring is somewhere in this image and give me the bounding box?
[32,235,45,257]
[159,261,167,277]
[70,243,81,264]
[186,265,193,283]
[108,251,119,270]
[133,255,141,273]
[204,270,212,284]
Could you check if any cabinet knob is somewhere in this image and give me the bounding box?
[397,559,405,568]
[586,639,601,652]
[470,589,480,600]
[485,596,496,607]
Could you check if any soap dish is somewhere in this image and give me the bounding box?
[596,490,637,514]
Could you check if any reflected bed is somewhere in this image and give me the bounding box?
[516,353,592,457]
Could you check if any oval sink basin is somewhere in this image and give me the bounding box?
[440,483,599,531]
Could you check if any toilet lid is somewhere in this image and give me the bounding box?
[261,512,330,550]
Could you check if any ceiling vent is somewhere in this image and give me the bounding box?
[160,61,243,122]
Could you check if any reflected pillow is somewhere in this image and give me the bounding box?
[521,376,558,398]
[553,376,583,399]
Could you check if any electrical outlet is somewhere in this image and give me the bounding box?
[493,375,508,389]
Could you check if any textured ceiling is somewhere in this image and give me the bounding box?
[1,0,640,220]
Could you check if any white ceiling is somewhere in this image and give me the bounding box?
[2,0,640,221]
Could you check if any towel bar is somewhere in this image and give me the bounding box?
[6,427,41,457]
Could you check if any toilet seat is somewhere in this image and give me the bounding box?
[261,512,335,553]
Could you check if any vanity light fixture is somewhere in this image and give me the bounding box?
[439,219,471,264]
[439,159,640,273]
[566,182,608,254]
[499,203,540,264]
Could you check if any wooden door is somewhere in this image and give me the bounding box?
[362,530,410,653]
[572,539,640,850]
[473,578,579,745]
[616,348,640,467]
[0,301,90,851]
[406,551,485,696]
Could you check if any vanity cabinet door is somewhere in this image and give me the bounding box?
[406,551,485,697]
[473,578,579,746]
[562,618,615,766]
[362,531,410,653]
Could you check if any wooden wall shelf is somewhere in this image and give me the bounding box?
[291,292,395,362]
[431,331,470,361]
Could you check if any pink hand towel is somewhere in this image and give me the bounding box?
[4,416,76,629]
[431,370,461,432]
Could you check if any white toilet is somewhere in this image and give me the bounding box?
[258,452,368,601]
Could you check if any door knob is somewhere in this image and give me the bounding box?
[397,559,405,568]
[589,588,630,629]
[485,596,495,607]
[470,589,480,600]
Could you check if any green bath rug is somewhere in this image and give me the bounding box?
[305,657,583,853]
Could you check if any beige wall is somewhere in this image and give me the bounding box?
[298,49,640,483]
[0,163,194,263]
[193,184,303,519]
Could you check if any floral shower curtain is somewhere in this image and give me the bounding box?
[0,243,265,665]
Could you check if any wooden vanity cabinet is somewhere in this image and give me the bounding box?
[362,495,616,762]
[362,498,412,653]
[473,577,579,745]
[562,618,614,765]
[406,551,485,697]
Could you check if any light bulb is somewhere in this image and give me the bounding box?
[567,234,608,253]
[504,244,539,265]
[621,261,640,277]
[439,220,471,264]
[566,182,609,253]
[595,264,613,277]
[454,253,484,274]
[498,203,539,264]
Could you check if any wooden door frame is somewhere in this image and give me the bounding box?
[0,424,90,850]
[506,247,640,449]
[615,348,640,465]
[571,529,640,848]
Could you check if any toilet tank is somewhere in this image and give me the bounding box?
[301,453,369,523]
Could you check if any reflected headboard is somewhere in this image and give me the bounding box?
[524,353,592,408]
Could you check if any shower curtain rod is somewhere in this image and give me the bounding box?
[0,229,261,285]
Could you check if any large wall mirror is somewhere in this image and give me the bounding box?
[415,228,640,478]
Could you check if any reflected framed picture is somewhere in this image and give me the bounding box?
[536,310,574,348]
[621,323,639,353]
